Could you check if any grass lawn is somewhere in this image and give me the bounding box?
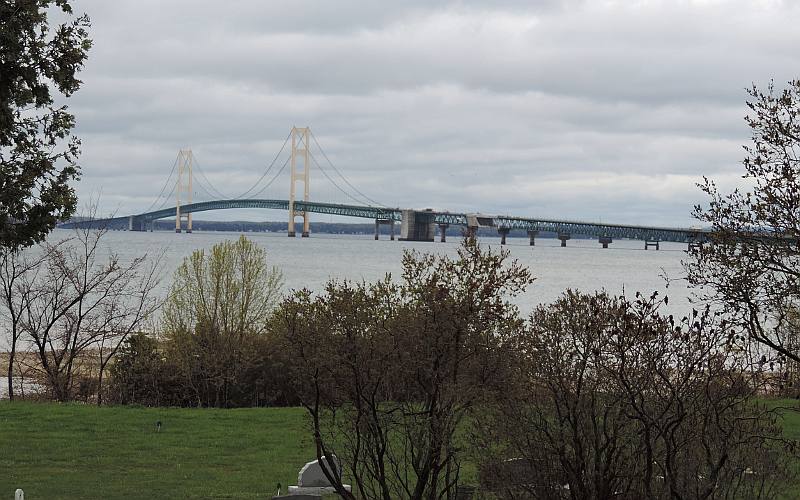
[2,399,800,499]
[768,399,800,500]
[767,398,800,439]
[0,402,314,499]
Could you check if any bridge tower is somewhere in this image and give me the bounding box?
[175,149,193,233]
[288,126,311,237]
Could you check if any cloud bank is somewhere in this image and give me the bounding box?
[69,0,800,226]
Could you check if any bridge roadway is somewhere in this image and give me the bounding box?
[60,198,709,246]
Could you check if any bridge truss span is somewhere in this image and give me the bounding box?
[62,199,708,247]
[492,216,706,244]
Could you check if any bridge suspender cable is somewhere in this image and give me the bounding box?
[237,130,293,199]
[141,127,387,223]
[309,129,387,208]
[244,154,292,199]
[191,173,223,201]
[308,150,378,207]
[142,154,180,213]
[191,163,229,201]
[191,156,229,200]
[155,180,177,211]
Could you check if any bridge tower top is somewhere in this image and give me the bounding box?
[288,127,310,237]
[176,149,194,233]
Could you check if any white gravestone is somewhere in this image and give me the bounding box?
[287,455,352,495]
[15,489,24,500]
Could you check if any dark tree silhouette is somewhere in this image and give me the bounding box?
[0,1,91,249]
[279,237,533,500]
[477,291,796,499]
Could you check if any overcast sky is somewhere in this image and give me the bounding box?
[68,0,799,226]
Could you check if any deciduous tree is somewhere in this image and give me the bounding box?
[6,224,160,402]
[162,235,283,407]
[279,237,533,500]
[687,79,800,365]
[477,290,796,499]
[0,246,45,399]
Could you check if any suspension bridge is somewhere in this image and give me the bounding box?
[61,127,709,249]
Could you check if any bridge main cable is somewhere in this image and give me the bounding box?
[309,129,387,208]
[237,130,293,199]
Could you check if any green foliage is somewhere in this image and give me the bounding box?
[160,236,285,407]
[0,1,91,249]
[109,333,167,406]
[164,235,282,338]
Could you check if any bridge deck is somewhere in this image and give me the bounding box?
[60,198,708,243]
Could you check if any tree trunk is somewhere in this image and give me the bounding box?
[6,346,15,400]
[50,370,72,402]
[96,363,105,406]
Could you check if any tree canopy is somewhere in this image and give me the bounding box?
[162,235,284,407]
[163,235,283,338]
[0,1,91,249]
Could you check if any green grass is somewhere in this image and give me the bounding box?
[3,399,800,499]
[764,398,800,440]
[763,399,800,500]
[0,402,314,499]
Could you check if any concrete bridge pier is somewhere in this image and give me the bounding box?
[399,210,435,242]
[599,236,613,249]
[527,230,538,246]
[287,218,305,238]
[498,228,510,245]
[558,233,571,247]
[374,218,397,241]
[438,224,449,243]
[645,240,660,250]
[128,216,146,232]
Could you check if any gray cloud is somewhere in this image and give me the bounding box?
[68,0,800,226]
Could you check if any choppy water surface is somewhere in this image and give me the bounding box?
[48,228,696,316]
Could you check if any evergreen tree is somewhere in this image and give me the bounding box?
[0,1,91,249]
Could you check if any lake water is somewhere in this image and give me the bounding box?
[47,228,697,316]
[0,228,698,363]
